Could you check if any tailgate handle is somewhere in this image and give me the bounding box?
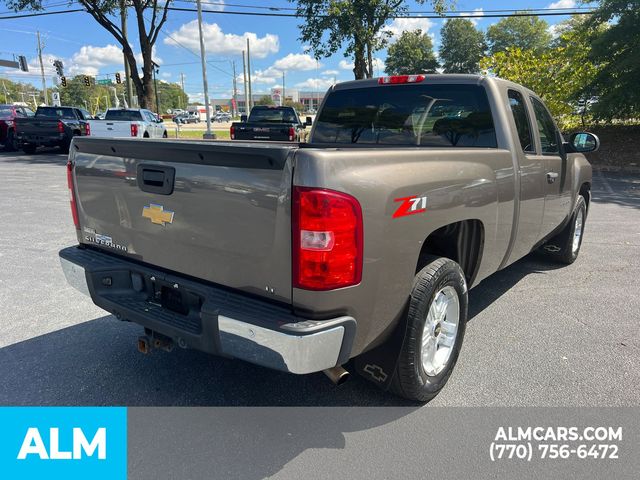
[137,164,175,195]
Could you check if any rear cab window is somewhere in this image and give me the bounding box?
[35,107,76,119]
[104,110,144,121]
[248,107,298,124]
[311,83,497,147]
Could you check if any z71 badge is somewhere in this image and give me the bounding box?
[393,195,428,219]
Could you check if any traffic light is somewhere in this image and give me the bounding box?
[115,72,122,84]
[60,76,67,88]
[83,75,91,87]
[18,55,28,72]
[53,60,64,77]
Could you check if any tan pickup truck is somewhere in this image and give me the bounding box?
[59,74,598,401]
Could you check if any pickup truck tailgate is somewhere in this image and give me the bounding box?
[70,137,296,302]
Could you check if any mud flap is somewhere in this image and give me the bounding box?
[353,303,409,391]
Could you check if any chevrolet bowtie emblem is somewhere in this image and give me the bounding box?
[142,204,174,225]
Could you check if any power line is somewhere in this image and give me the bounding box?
[0,6,603,21]
[166,7,600,19]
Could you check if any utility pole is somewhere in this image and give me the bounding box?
[231,61,238,117]
[197,0,214,138]
[246,38,252,111]
[180,72,185,109]
[152,61,160,114]
[36,31,48,105]
[242,50,249,114]
[121,1,133,106]
[282,71,285,106]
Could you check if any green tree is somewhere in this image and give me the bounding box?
[384,29,438,75]
[587,0,640,120]
[439,18,486,74]
[255,95,275,106]
[291,0,450,79]
[156,81,188,114]
[3,0,171,109]
[486,15,552,55]
[480,17,600,127]
[0,78,42,107]
[284,99,305,112]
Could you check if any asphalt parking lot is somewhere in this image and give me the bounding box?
[0,149,639,407]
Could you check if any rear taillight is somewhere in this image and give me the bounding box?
[131,123,138,137]
[293,187,363,290]
[230,125,235,139]
[85,123,91,136]
[57,120,64,133]
[378,74,425,85]
[66,160,80,230]
[288,127,295,142]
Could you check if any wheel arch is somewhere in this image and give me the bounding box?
[415,219,485,286]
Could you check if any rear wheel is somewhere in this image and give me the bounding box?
[22,144,37,155]
[4,129,17,151]
[162,131,168,138]
[389,256,468,402]
[540,196,587,264]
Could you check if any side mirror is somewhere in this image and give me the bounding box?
[568,132,599,153]
[240,114,247,122]
[305,116,313,126]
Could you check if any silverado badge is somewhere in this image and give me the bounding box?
[142,204,174,226]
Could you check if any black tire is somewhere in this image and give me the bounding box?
[389,256,468,402]
[60,142,70,154]
[4,129,17,151]
[22,144,37,155]
[162,131,168,138]
[143,132,150,138]
[540,196,587,265]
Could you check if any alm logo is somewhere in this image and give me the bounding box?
[17,427,107,460]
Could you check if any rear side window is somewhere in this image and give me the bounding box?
[312,83,497,147]
[530,97,560,154]
[508,90,535,153]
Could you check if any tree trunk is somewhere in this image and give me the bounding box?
[366,43,374,78]
[352,39,368,80]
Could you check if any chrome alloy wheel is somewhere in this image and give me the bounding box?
[572,208,584,255]
[421,286,460,376]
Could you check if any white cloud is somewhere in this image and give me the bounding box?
[165,21,279,59]
[272,53,319,71]
[548,0,576,8]
[69,45,123,75]
[460,8,485,26]
[294,77,335,90]
[385,18,434,39]
[161,72,172,79]
[322,69,339,75]
[339,59,354,70]
[250,69,279,84]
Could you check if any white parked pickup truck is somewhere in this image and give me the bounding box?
[87,108,168,139]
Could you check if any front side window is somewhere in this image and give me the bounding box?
[508,90,535,153]
[312,83,497,147]
[530,97,560,154]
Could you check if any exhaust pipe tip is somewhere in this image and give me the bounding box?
[137,336,150,355]
[323,365,350,386]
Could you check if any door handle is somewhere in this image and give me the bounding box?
[546,172,559,184]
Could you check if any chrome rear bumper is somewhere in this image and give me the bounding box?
[60,248,355,374]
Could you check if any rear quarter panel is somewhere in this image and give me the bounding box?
[292,147,516,355]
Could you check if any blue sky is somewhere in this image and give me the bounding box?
[0,0,584,102]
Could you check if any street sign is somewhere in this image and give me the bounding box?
[97,79,112,85]
[51,91,61,107]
